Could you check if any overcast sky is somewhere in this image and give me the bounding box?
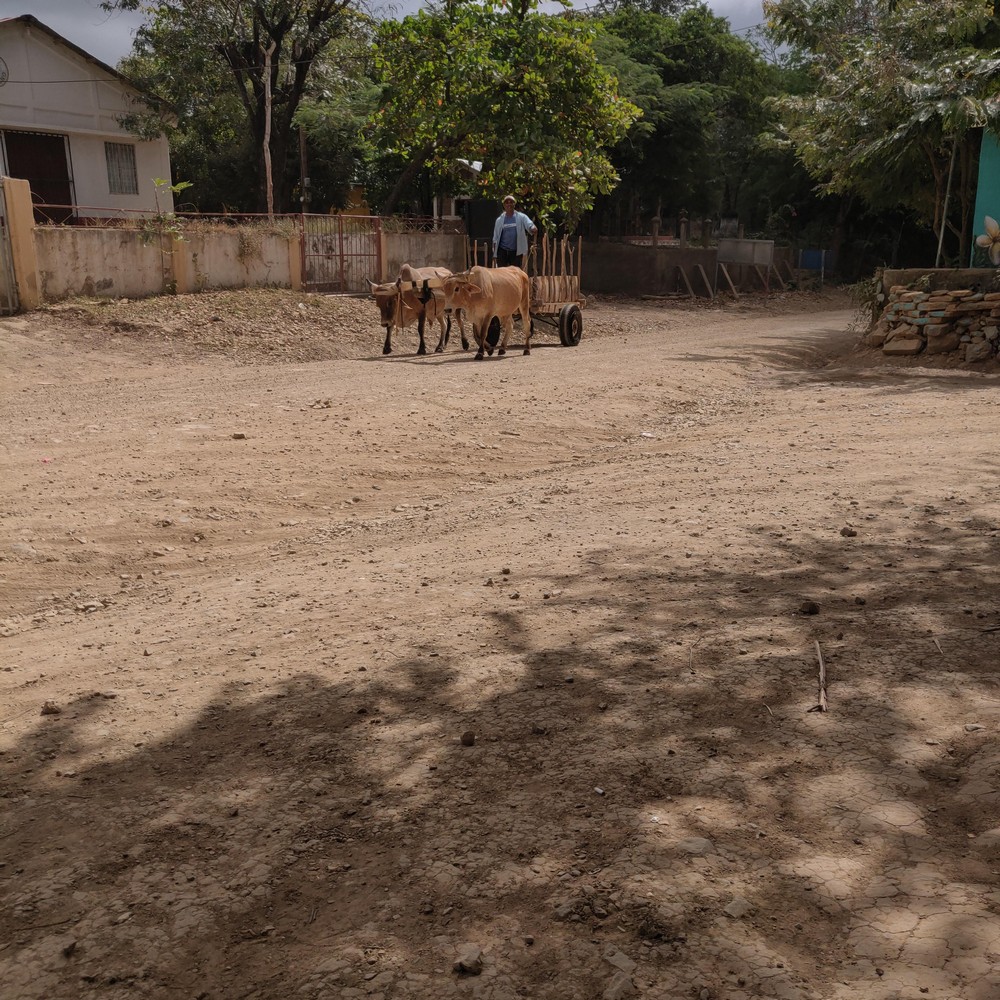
[4,0,766,68]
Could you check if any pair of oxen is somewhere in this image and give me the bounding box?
[368,263,534,361]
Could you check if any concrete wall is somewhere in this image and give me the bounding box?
[34,224,300,301]
[34,226,166,300]
[0,18,173,216]
[581,241,719,296]
[382,232,466,279]
[180,230,294,292]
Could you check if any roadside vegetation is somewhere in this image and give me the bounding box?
[101,0,1000,278]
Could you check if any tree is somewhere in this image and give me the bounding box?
[105,0,360,213]
[368,0,640,226]
[591,4,781,236]
[763,0,1000,264]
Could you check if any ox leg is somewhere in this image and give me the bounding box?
[485,316,502,357]
[473,322,486,361]
[382,326,393,355]
[416,314,428,355]
[435,316,448,353]
[457,309,469,351]
[523,315,534,356]
[497,316,514,358]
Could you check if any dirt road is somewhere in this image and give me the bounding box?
[3,291,1000,1000]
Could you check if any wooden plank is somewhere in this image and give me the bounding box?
[753,264,769,292]
[577,236,583,288]
[769,263,787,290]
[716,263,737,299]
[700,263,721,299]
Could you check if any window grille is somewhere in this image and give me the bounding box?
[105,142,138,196]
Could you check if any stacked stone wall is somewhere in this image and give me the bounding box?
[866,285,1000,362]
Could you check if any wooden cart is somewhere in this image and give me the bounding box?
[466,234,585,347]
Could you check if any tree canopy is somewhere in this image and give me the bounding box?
[763,0,1000,262]
[367,0,640,226]
[104,0,362,213]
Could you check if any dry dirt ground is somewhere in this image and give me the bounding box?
[3,288,1000,1000]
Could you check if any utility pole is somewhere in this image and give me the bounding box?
[299,125,311,214]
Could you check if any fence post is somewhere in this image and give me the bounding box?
[2,177,41,309]
[288,232,303,291]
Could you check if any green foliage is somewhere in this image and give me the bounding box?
[591,4,786,231]
[105,1,362,213]
[368,0,640,226]
[138,177,193,248]
[763,0,1000,261]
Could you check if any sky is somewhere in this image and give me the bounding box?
[2,0,766,68]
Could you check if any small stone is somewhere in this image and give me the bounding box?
[231,432,247,440]
[965,724,986,732]
[799,600,820,615]
[453,946,483,975]
[677,836,715,856]
[40,701,62,716]
[61,939,77,958]
[724,896,754,918]
[602,946,637,975]
[602,970,636,999]
[460,731,476,747]
[840,526,857,537]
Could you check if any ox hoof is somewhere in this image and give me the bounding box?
[498,348,506,358]
[382,347,392,355]
[435,345,444,353]
[462,342,470,352]
[417,346,427,356]
[474,351,485,361]
[523,347,530,356]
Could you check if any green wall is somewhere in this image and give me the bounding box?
[972,130,1000,267]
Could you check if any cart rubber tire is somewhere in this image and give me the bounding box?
[558,304,583,347]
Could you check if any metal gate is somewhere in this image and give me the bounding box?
[301,214,381,292]
[0,183,19,314]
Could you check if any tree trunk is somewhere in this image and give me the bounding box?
[381,143,436,216]
[263,40,276,220]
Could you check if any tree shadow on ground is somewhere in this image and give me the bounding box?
[3,503,1000,998]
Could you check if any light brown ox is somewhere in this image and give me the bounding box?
[438,266,534,361]
[367,263,468,356]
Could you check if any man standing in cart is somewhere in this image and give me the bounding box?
[493,195,537,269]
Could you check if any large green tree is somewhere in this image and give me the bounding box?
[764,0,1000,264]
[368,0,640,226]
[105,0,361,213]
[591,4,782,237]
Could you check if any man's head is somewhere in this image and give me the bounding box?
[503,195,516,213]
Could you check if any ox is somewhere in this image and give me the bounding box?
[439,266,534,361]
[368,264,468,356]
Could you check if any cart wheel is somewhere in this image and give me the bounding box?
[558,304,583,346]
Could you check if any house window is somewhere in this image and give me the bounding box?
[105,142,138,195]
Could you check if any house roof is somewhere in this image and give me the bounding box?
[0,14,162,108]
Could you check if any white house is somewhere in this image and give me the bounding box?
[0,14,172,221]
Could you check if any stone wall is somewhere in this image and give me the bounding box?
[867,269,1000,362]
